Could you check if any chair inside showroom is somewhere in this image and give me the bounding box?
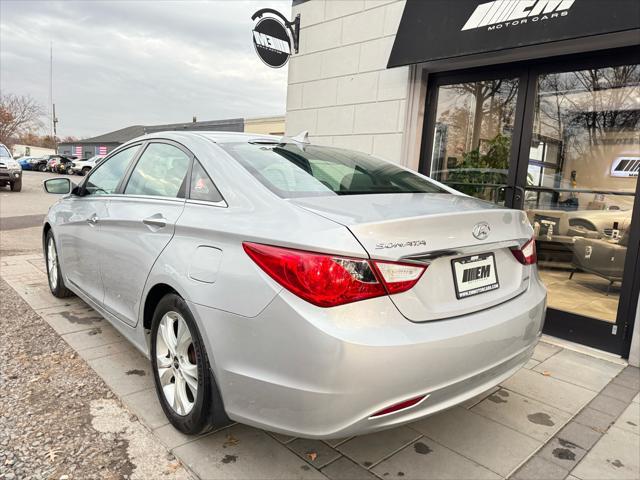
[569,230,629,295]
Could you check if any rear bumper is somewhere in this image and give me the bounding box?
[190,275,546,439]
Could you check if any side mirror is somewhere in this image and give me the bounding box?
[44,178,73,195]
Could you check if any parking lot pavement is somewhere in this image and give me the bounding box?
[0,170,63,219]
[0,170,68,255]
[1,252,638,480]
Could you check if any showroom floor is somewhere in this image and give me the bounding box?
[539,269,620,323]
[2,253,638,480]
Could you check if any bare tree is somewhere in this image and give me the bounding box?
[0,93,45,147]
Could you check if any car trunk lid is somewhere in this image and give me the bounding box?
[290,193,534,321]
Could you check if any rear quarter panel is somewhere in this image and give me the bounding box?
[147,199,368,319]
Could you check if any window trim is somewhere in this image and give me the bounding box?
[187,159,226,206]
[80,138,228,207]
[119,139,194,200]
[115,138,228,207]
[80,142,144,197]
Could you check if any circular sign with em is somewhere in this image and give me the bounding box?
[252,17,292,68]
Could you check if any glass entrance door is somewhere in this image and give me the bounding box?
[424,55,640,354]
[429,76,521,204]
[521,65,639,346]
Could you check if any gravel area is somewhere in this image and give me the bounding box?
[0,277,189,480]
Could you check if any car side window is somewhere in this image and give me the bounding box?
[125,143,191,198]
[190,160,223,203]
[84,146,139,196]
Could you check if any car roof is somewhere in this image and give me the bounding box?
[129,130,282,145]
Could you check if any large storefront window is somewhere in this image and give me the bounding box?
[424,59,639,354]
[524,66,639,324]
[430,78,519,202]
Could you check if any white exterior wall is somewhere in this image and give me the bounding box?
[286,0,412,165]
[11,144,55,158]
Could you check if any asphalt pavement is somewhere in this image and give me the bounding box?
[0,170,63,219]
[0,170,70,255]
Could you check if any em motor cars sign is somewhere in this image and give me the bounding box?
[462,0,575,31]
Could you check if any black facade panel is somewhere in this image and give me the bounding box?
[388,0,640,68]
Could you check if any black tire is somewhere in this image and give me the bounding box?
[150,293,230,435]
[10,179,22,192]
[38,164,47,172]
[44,230,73,298]
[80,167,91,176]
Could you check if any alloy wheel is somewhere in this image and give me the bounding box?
[156,311,198,416]
[47,237,58,290]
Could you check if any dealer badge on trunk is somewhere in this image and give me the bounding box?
[472,222,491,240]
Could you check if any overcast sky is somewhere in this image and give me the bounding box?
[0,1,290,138]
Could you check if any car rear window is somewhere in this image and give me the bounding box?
[218,142,445,198]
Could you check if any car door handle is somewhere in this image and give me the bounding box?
[87,214,99,226]
[143,215,167,229]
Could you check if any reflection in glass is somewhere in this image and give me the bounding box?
[430,78,519,202]
[524,65,639,323]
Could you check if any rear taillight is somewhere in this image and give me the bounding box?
[243,242,426,307]
[372,261,426,295]
[511,237,537,265]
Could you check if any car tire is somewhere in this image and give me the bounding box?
[10,179,21,192]
[45,230,73,298]
[150,293,230,435]
[38,164,47,172]
[81,167,91,176]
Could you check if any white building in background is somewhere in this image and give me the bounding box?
[11,144,55,158]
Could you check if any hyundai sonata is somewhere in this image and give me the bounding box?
[42,131,546,438]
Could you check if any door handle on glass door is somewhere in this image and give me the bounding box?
[143,215,167,228]
[514,185,525,202]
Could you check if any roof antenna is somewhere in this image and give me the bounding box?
[291,130,309,144]
[279,130,310,151]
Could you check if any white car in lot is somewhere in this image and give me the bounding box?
[71,155,104,175]
[0,142,22,191]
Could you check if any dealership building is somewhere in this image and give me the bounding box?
[284,0,640,364]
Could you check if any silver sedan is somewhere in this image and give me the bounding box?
[42,131,546,438]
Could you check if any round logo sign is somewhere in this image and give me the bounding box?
[252,17,292,68]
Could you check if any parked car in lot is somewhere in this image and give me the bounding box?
[17,156,39,170]
[0,143,22,191]
[46,157,59,172]
[30,156,51,172]
[42,131,546,438]
[54,156,76,174]
[45,155,76,173]
[71,155,104,175]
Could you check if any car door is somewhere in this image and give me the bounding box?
[98,141,192,326]
[57,145,141,304]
